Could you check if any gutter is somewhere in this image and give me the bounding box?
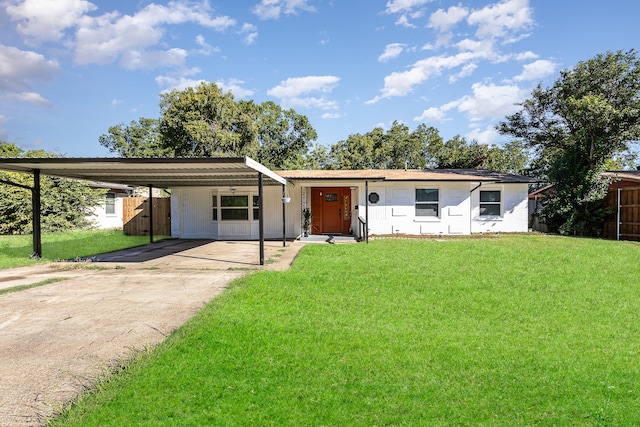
[469,182,482,234]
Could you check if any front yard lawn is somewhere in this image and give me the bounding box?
[0,230,167,269]
[51,235,640,426]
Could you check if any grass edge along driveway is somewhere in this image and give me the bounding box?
[51,235,640,426]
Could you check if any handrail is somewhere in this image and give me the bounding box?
[358,216,368,243]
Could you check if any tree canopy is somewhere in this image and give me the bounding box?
[100,82,318,169]
[0,142,105,234]
[499,49,640,235]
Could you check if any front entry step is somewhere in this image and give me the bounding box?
[298,234,358,244]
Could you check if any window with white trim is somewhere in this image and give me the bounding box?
[415,188,439,217]
[220,195,249,220]
[105,192,116,215]
[479,190,501,217]
[252,195,260,220]
[212,195,218,221]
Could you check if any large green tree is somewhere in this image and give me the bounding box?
[498,50,640,235]
[327,122,439,170]
[159,82,257,157]
[0,142,104,234]
[251,100,317,169]
[100,82,317,168]
[99,118,171,157]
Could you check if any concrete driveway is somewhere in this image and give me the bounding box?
[0,240,303,427]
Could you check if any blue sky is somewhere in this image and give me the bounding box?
[1,0,638,157]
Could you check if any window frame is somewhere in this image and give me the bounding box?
[415,188,440,218]
[215,193,261,221]
[105,192,116,216]
[479,190,502,217]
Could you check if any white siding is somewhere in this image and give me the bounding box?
[90,193,125,229]
[470,183,529,233]
[171,186,300,239]
[171,180,530,239]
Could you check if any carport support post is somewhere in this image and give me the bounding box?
[282,184,286,247]
[258,173,264,265]
[31,169,42,259]
[148,185,154,244]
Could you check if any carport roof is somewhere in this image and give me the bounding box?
[0,157,286,188]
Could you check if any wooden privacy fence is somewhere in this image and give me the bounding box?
[123,197,171,236]
[603,187,640,241]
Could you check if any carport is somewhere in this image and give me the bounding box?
[0,157,288,265]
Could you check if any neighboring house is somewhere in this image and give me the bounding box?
[170,168,536,240]
[527,170,640,240]
[88,183,134,229]
[603,170,640,241]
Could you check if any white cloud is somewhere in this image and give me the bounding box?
[0,44,57,107]
[515,51,538,61]
[456,82,529,121]
[156,75,253,98]
[120,48,188,70]
[156,75,205,92]
[378,43,405,63]
[74,1,235,68]
[414,106,447,122]
[466,126,498,144]
[321,112,342,119]
[7,91,53,107]
[195,35,219,56]
[0,45,59,90]
[448,63,478,83]
[428,5,468,32]
[368,51,491,103]
[414,81,529,132]
[513,59,556,82]
[384,0,433,14]
[268,75,340,110]
[215,78,255,99]
[251,0,316,20]
[6,0,96,43]
[467,0,533,41]
[239,23,258,45]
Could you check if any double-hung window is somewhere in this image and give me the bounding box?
[415,188,439,217]
[220,195,249,220]
[479,190,501,217]
[105,192,116,215]
[217,195,260,221]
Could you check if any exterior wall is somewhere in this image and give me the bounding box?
[170,180,531,239]
[90,192,125,229]
[345,180,528,236]
[171,186,301,240]
[470,183,530,233]
[359,181,473,236]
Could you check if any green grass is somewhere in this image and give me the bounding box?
[51,235,640,426]
[0,230,168,269]
[0,277,68,296]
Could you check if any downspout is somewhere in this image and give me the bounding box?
[282,184,286,247]
[469,181,482,235]
[258,172,264,265]
[365,180,369,243]
[617,187,621,241]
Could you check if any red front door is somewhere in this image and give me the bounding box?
[310,187,351,235]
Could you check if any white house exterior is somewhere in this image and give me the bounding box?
[170,169,535,240]
[88,183,134,229]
